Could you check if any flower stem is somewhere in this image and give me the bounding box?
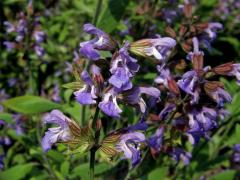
[89,106,100,180]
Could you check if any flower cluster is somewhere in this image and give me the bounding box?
[3,1,46,57]
[41,2,240,169]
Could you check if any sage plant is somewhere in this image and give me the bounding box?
[40,2,240,179]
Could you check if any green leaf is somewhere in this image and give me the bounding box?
[97,0,130,33]
[2,95,61,114]
[60,161,70,176]
[0,113,13,123]
[0,163,36,180]
[62,82,83,90]
[72,163,89,179]
[148,167,168,180]
[210,170,236,180]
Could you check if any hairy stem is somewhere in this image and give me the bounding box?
[89,106,100,180]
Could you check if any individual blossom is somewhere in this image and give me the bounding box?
[33,30,46,43]
[79,23,117,60]
[74,70,97,105]
[204,81,232,107]
[0,155,4,170]
[34,45,45,57]
[98,89,122,118]
[177,70,199,103]
[4,21,15,33]
[109,44,139,91]
[129,36,176,61]
[213,62,240,85]
[204,22,223,40]
[155,65,180,95]
[170,148,192,165]
[41,110,81,152]
[231,144,240,170]
[121,86,160,113]
[15,17,27,42]
[116,131,145,166]
[186,37,204,61]
[187,107,217,144]
[159,103,176,120]
[148,127,164,157]
[3,41,16,52]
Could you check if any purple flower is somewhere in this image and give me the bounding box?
[209,87,232,107]
[16,19,27,42]
[74,70,97,105]
[177,70,199,102]
[4,21,15,33]
[126,119,148,132]
[3,41,15,52]
[109,44,139,91]
[130,37,176,61]
[116,132,145,166]
[170,148,192,165]
[186,37,204,61]
[80,23,117,60]
[33,30,46,43]
[204,23,223,40]
[41,110,80,152]
[0,137,11,146]
[98,90,122,118]
[155,65,170,87]
[148,127,164,153]
[122,86,160,113]
[187,107,217,144]
[231,144,240,168]
[34,45,45,57]
[159,103,176,120]
[0,155,4,170]
[226,64,240,85]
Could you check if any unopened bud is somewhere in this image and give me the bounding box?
[183,4,192,18]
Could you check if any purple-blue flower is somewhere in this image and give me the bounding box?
[41,110,80,152]
[109,44,139,91]
[148,127,164,154]
[116,132,145,166]
[204,22,223,40]
[226,64,240,85]
[170,148,192,165]
[15,18,27,42]
[74,70,97,105]
[155,65,170,86]
[4,21,15,33]
[33,30,46,43]
[34,45,45,57]
[186,37,204,61]
[122,86,160,113]
[177,70,199,102]
[159,103,176,120]
[98,90,122,118]
[3,41,15,52]
[80,23,117,60]
[187,107,217,144]
[130,37,176,61]
[231,144,240,168]
[209,87,232,107]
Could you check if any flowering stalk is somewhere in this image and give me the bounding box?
[88,0,103,179]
